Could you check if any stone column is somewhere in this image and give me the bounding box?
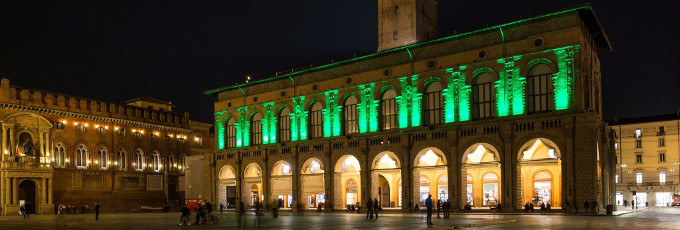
[5,177,11,205]
[42,178,48,204]
[12,177,18,204]
[48,178,54,204]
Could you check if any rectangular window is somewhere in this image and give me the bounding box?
[659,138,665,147]
[178,138,185,144]
[659,152,666,162]
[472,81,495,119]
[635,128,642,138]
[279,114,291,142]
[310,110,323,139]
[55,122,64,130]
[614,142,618,150]
[134,132,142,139]
[527,73,553,113]
[97,127,106,135]
[393,31,398,40]
[251,120,262,145]
[635,140,642,148]
[344,104,358,134]
[76,124,86,133]
[381,98,397,130]
[659,172,666,183]
[636,172,643,184]
[150,134,157,141]
[424,90,443,124]
[615,174,619,183]
[636,154,643,163]
[117,129,126,136]
[226,123,236,148]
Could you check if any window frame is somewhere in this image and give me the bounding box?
[343,96,359,135]
[423,82,443,125]
[251,113,263,145]
[526,64,554,113]
[278,109,291,143]
[380,90,398,130]
[309,103,324,139]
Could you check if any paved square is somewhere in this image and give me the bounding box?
[1,207,677,229]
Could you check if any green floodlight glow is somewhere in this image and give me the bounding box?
[290,97,299,141]
[358,83,378,133]
[554,46,579,110]
[397,77,410,128]
[262,102,276,144]
[236,107,249,147]
[454,66,471,121]
[323,90,340,138]
[496,56,525,116]
[214,111,226,149]
[410,75,422,127]
[295,96,308,140]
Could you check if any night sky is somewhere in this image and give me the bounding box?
[1,1,678,122]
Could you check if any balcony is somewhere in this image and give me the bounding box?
[625,181,674,187]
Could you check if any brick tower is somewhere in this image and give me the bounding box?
[377,0,438,51]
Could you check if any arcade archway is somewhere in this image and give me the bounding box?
[243,163,263,208]
[413,147,448,206]
[518,138,562,207]
[218,165,237,209]
[270,160,293,209]
[334,155,361,209]
[300,158,325,209]
[18,180,37,214]
[462,143,502,207]
[371,151,401,208]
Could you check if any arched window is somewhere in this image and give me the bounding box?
[167,155,174,172]
[251,113,263,145]
[180,154,186,171]
[117,149,126,170]
[527,64,553,113]
[134,149,144,171]
[225,118,236,148]
[309,102,324,139]
[97,147,108,170]
[54,143,65,167]
[380,89,397,130]
[344,96,358,134]
[472,72,496,119]
[76,144,88,168]
[279,108,291,143]
[152,152,161,172]
[424,82,443,125]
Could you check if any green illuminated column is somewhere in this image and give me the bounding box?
[262,102,275,144]
[236,107,248,147]
[323,90,339,138]
[290,97,299,141]
[497,56,525,116]
[296,96,308,140]
[410,75,422,127]
[214,111,226,149]
[358,84,377,133]
[443,71,456,123]
[397,77,410,128]
[553,45,579,110]
[454,66,471,121]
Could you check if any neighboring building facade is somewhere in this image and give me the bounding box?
[0,79,212,215]
[611,112,680,207]
[205,3,616,213]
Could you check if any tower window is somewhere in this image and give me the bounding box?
[393,31,398,40]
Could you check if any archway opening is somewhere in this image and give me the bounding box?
[413,147,448,207]
[243,163,263,209]
[18,180,37,214]
[218,165,237,209]
[334,155,361,209]
[519,138,562,208]
[270,160,293,209]
[300,158,325,209]
[462,143,501,207]
[371,151,401,209]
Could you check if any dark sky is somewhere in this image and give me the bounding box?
[1,1,678,122]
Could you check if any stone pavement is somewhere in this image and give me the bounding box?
[0,207,678,230]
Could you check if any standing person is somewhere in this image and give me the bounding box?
[623,200,628,207]
[94,202,101,220]
[220,204,224,214]
[373,198,379,220]
[194,203,204,225]
[179,205,191,226]
[583,201,590,215]
[437,199,442,218]
[20,205,26,219]
[366,198,374,220]
[425,194,433,225]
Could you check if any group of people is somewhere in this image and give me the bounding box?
[523,202,552,212]
[365,198,380,219]
[436,199,452,218]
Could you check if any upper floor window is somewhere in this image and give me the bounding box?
[636,172,642,184]
[152,152,161,172]
[251,113,263,145]
[658,126,665,135]
[635,128,642,138]
[472,72,496,119]
[659,172,666,183]
[344,96,359,134]
[424,82,443,125]
[526,64,554,113]
[54,143,65,167]
[76,124,86,133]
[309,102,324,139]
[97,147,108,169]
[659,138,665,147]
[117,128,126,136]
[55,122,65,130]
[97,126,106,135]
[659,152,666,162]
[134,149,144,171]
[75,144,88,168]
[179,154,186,171]
[635,140,642,148]
[635,154,643,163]
[150,133,158,141]
[278,108,291,143]
[381,89,398,130]
[194,135,202,147]
[615,174,619,183]
[167,155,174,172]
[134,131,142,139]
[117,149,126,170]
[226,118,236,148]
[178,137,185,144]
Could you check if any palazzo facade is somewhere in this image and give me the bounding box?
[0,79,212,215]
[205,4,617,213]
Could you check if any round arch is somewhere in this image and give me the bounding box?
[219,165,237,180]
[271,160,292,176]
[517,137,562,208]
[414,147,447,167]
[372,151,401,169]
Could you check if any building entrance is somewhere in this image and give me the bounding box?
[18,180,37,214]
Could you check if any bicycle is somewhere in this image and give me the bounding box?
[179,215,190,229]
[200,214,218,225]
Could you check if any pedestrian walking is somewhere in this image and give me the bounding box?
[623,200,628,207]
[94,202,101,220]
[437,199,442,218]
[425,194,433,225]
[366,198,374,219]
[20,205,26,219]
[584,201,590,215]
[373,198,379,220]
[220,203,224,214]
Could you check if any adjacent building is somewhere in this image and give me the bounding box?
[611,112,680,207]
[0,79,212,215]
[205,3,617,213]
